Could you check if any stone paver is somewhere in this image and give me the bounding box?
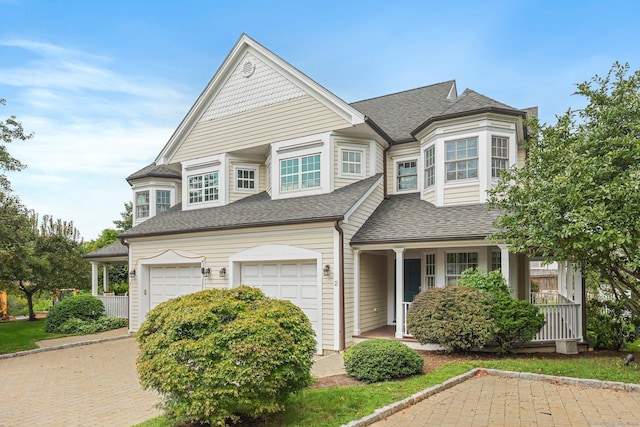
[0,336,161,427]
[367,372,640,427]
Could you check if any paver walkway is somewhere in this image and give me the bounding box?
[368,372,640,426]
[1,336,161,427]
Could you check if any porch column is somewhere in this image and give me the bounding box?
[353,249,361,336]
[91,262,99,296]
[394,248,405,339]
[102,265,109,293]
[558,262,567,297]
[498,244,511,293]
[573,264,583,340]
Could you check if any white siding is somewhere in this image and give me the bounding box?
[358,253,388,332]
[171,95,350,163]
[387,142,420,195]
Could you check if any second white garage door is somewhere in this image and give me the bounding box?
[149,265,202,311]
[241,261,320,348]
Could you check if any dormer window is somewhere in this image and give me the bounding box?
[135,191,150,219]
[280,154,321,191]
[397,159,417,190]
[156,190,171,213]
[445,137,478,181]
[188,172,219,203]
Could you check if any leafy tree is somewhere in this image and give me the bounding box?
[0,200,89,320]
[113,201,132,232]
[489,62,640,315]
[1,98,32,191]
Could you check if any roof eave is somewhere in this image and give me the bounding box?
[350,233,492,246]
[410,107,528,138]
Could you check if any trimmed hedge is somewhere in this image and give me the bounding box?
[45,294,104,333]
[136,286,316,426]
[56,316,128,335]
[344,339,424,383]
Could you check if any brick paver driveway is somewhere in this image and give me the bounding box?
[0,337,161,427]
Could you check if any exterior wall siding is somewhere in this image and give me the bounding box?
[170,95,350,163]
[358,253,388,332]
[128,223,335,350]
[443,184,480,205]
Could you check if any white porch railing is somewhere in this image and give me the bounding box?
[96,295,129,318]
[403,302,411,336]
[403,295,581,342]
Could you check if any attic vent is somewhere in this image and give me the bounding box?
[241,60,255,78]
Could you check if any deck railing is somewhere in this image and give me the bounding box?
[95,295,129,318]
[403,295,581,342]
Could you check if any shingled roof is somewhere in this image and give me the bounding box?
[84,240,129,260]
[127,162,182,183]
[120,174,383,238]
[351,81,525,143]
[351,193,500,245]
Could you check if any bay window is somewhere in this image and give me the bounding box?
[445,137,478,181]
[491,136,509,178]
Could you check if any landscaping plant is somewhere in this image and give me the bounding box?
[587,296,635,350]
[136,286,316,426]
[45,294,104,332]
[343,338,424,383]
[460,269,545,353]
[407,285,494,352]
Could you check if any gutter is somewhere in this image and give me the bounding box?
[363,116,393,200]
[334,220,345,351]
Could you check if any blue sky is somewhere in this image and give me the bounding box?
[1,0,639,240]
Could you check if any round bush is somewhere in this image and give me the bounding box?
[45,294,104,333]
[407,286,494,353]
[344,339,423,383]
[136,286,316,426]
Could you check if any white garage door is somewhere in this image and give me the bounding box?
[241,261,320,349]
[149,265,202,310]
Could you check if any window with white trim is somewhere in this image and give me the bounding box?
[341,149,363,176]
[189,172,219,204]
[491,250,502,271]
[446,252,478,285]
[235,166,258,192]
[445,137,478,181]
[425,253,436,289]
[397,159,417,190]
[424,145,435,188]
[135,191,149,219]
[491,136,509,178]
[280,154,321,192]
[156,190,171,214]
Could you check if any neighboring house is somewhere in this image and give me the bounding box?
[85,34,585,354]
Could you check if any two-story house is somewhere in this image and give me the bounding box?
[86,34,585,354]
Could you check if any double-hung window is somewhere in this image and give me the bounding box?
[189,172,219,204]
[424,146,435,188]
[280,154,321,192]
[491,136,509,178]
[156,190,171,214]
[236,168,256,191]
[397,160,417,190]
[445,137,478,181]
[341,149,363,176]
[446,252,478,285]
[135,191,150,219]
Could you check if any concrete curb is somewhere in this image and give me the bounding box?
[0,334,133,360]
[342,368,640,427]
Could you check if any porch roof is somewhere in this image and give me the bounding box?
[351,193,500,245]
[84,240,129,261]
[120,174,382,239]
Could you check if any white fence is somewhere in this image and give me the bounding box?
[96,295,129,318]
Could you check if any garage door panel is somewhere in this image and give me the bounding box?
[149,265,201,311]
[241,261,320,352]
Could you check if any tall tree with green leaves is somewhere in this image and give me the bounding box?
[489,62,640,315]
[113,201,133,232]
[1,98,32,192]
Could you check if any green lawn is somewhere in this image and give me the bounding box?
[0,319,67,354]
[135,353,640,427]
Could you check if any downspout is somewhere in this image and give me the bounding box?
[334,220,345,351]
[382,144,391,199]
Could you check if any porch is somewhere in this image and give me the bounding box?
[84,240,130,319]
[350,243,584,351]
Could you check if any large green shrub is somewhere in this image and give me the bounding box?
[587,297,635,350]
[407,286,494,353]
[136,286,316,426]
[343,339,423,383]
[45,294,104,332]
[460,269,545,353]
[56,316,127,335]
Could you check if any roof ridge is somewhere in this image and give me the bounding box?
[350,80,456,105]
[459,88,517,110]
